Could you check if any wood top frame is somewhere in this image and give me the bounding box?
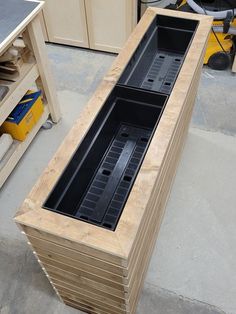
[15,8,212,267]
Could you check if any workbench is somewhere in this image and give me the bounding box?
[0,0,60,188]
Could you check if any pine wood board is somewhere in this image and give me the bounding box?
[22,226,127,273]
[36,248,124,282]
[51,276,125,304]
[27,234,126,275]
[49,272,126,303]
[44,264,126,299]
[64,298,114,314]
[53,279,126,309]
[38,256,125,290]
[60,291,126,314]
[58,288,127,314]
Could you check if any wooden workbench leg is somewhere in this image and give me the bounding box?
[26,14,61,122]
[232,54,236,73]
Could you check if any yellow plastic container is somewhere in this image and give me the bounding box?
[0,90,44,141]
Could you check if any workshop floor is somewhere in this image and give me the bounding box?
[0,44,236,314]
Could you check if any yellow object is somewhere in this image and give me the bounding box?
[204,31,233,64]
[178,1,235,65]
[0,90,44,141]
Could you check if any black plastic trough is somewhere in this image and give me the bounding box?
[118,15,198,94]
[44,14,198,230]
[44,86,167,230]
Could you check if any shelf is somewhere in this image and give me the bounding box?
[0,4,60,189]
[0,62,39,126]
[0,106,49,188]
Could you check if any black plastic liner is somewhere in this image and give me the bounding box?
[44,14,198,230]
[44,86,167,230]
[76,124,151,230]
[118,15,198,94]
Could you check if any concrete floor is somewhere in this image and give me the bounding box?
[0,44,236,314]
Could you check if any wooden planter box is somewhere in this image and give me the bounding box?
[14,8,212,314]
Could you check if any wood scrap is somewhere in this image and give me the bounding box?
[0,133,13,162]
